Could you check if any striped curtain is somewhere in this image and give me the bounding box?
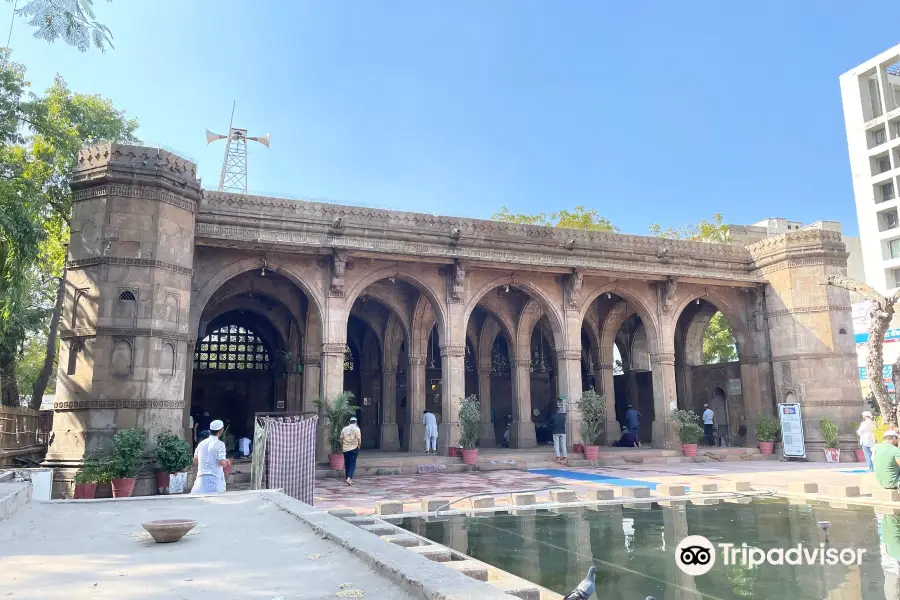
[265,416,318,504]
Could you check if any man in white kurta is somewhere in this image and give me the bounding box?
[191,419,228,494]
[423,410,438,454]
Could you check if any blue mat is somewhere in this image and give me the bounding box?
[529,469,659,490]
[840,469,870,474]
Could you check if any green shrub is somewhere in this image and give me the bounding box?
[74,457,103,484]
[577,389,606,445]
[819,419,839,450]
[313,392,357,454]
[755,414,780,442]
[458,394,482,450]
[678,422,703,444]
[105,428,147,479]
[154,430,192,474]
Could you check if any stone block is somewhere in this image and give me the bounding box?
[788,482,819,494]
[620,486,651,498]
[657,484,687,497]
[447,559,489,581]
[512,493,536,506]
[723,481,752,492]
[825,485,860,498]
[695,482,719,492]
[493,578,541,600]
[375,500,404,515]
[327,509,357,519]
[421,498,447,512]
[470,496,495,509]
[691,498,721,506]
[872,488,900,503]
[382,534,421,547]
[594,487,615,500]
[407,544,451,562]
[360,524,397,537]
[549,489,578,503]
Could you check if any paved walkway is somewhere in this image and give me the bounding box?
[313,460,880,514]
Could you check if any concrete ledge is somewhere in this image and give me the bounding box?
[594,488,615,500]
[328,509,357,518]
[421,498,445,512]
[382,534,422,548]
[695,482,719,492]
[620,486,650,498]
[788,482,819,494]
[345,516,377,526]
[0,481,32,522]
[825,485,860,498]
[512,493,536,506]
[722,481,752,492]
[408,544,452,562]
[873,488,900,502]
[269,492,515,600]
[375,500,404,515]
[360,524,398,537]
[549,490,578,503]
[447,560,490,581]
[471,497,495,509]
[492,578,541,600]
[657,484,686,496]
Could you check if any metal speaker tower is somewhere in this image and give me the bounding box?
[206,102,270,194]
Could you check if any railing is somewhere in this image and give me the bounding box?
[0,406,48,450]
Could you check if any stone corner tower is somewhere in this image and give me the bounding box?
[46,143,201,495]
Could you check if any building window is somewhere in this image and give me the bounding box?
[894,268,900,289]
[874,128,887,146]
[890,239,900,259]
[886,211,899,230]
[883,182,896,202]
[194,324,271,371]
[67,340,83,375]
[880,156,893,174]
[116,290,136,318]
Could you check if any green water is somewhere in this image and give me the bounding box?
[398,500,900,600]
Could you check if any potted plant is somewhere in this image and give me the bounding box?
[820,419,840,463]
[73,458,102,499]
[154,430,192,494]
[849,421,867,463]
[106,428,148,497]
[577,389,606,461]
[755,414,780,455]
[672,409,702,457]
[458,395,482,465]
[313,392,357,470]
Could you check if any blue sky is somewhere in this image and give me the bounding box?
[8,1,900,235]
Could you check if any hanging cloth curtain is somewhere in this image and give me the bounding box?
[250,416,269,491]
[266,416,318,504]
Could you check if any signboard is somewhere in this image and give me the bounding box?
[778,403,806,459]
[859,365,895,392]
[855,329,900,345]
[727,378,742,395]
[853,301,872,333]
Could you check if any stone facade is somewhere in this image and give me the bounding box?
[46,143,863,494]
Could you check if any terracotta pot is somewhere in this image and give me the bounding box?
[448,447,462,458]
[573,443,584,454]
[328,453,345,471]
[462,449,478,465]
[74,482,97,499]
[824,448,840,463]
[758,441,775,455]
[155,471,170,494]
[583,445,600,461]
[855,448,867,463]
[111,477,136,498]
[682,443,698,457]
[223,459,232,477]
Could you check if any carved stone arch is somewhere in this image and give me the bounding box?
[477,317,503,371]
[360,328,381,372]
[600,303,629,365]
[466,320,480,357]
[201,279,307,336]
[475,293,519,351]
[411,295,437,360]
[682,303,719,366]
[579,285,660,352]
[671,288,752,359]
[465,275,565,349]
[202,298,293,351]
[344,266,447,335]
[582,310,602,366]
[383,313,405,371]
[351,310,384,351]
[362,289,411,342]
[630,323,650,371]
[515,300,545,365]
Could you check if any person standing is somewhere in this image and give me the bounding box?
[191,419,228,494]
[193,409,212,445]
[858,411,877,472]
[702,404,715,446]
[875,430,900,491]
[340,416,362,486]
[551,397,567,465]
[625,404,642,439]
[423,409,438,454]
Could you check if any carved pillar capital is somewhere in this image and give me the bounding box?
[321,342,345,356]
[650,351,676,365]
[408,354,427,366]
[440,344,466,358]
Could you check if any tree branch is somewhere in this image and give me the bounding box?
[824,274,887,305]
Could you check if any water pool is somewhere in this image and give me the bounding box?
[397,500,900,599]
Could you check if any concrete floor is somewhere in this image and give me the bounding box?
[0,493,418,600]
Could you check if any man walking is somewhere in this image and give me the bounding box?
[191,419,228,494]
[875,430,900,491]
[551,397,567,465]
[702,404,715,446]
[625,404,642,440]
[340,416,362,486]
[423,409,438,454]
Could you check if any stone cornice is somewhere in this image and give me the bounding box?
[72,184,197,213]
[195,222,765,283]
[66,256,193,276]
[53,398,184,411]
[73,144,201,196]
[59,327,190,341]
[747,230,848,271]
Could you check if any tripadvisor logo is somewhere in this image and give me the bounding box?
[675,535,866,575]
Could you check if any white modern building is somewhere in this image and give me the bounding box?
[840,44,900,293]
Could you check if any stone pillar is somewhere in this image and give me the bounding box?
[477,366,495,447]
[380,368,400,450]
[510,358,536,448]
[599,362,619,444]
[739,359,763,445]
[47,143,201,497]
[319,331,347,463]
[558,350,584,448]
[439,342,465,453]
[301,354,321,412]
[408,354,426,452]
[650,351,677,449]
[182,340,196,442]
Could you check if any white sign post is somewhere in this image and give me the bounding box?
[778,403,806,459]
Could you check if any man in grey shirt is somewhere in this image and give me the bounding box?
[551,396,568,465]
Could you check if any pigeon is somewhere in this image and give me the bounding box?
[563,566,597,600]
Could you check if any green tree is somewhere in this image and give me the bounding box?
[7,0,114,52]
[491,205,617,232]
[703,312,738,364]
[649,213,730,242]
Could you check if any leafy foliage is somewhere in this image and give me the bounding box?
[10,0,114,52]
[74,457,105,484]
[313,392,357,454]
[576,389,606,445]
[491,206,617,232]
[677,422,703,444]
[819,419,839,450]
[703,312,738,364]
[154,430,192,474]
[754,414,780,442]
[649,213,730,242]
[457,394,482,450]
[104,428,147,479]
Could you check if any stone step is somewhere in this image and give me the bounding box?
[490,578,541,600]
[446,559,490,581]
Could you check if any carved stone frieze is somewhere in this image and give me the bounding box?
[53,398,185,411]
[439,344,466,358]
[565,269,584,309]
[658,277,677,314]
[67,256,193,276]
[322,343,346,355]
[72,184,197,213]
[328,251,347,297]
[59,327,191,341]
[408,354,427,366]
[448,260,467,303]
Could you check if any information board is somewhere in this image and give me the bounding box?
[778,403,806,458]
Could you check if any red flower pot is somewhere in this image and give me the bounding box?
[448,447,462,457]
[682,443,698,457]
[155,471,170,494]
[758,441,774,455]
[583,445,600,461]
[328,453,345,471]
[462,449,478,465]
[111,477,136,498]
[74,482,97,499]
[855,448,867,463]
[573,443,584,454]
[824,448,840,463]
[223,459,232,478]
